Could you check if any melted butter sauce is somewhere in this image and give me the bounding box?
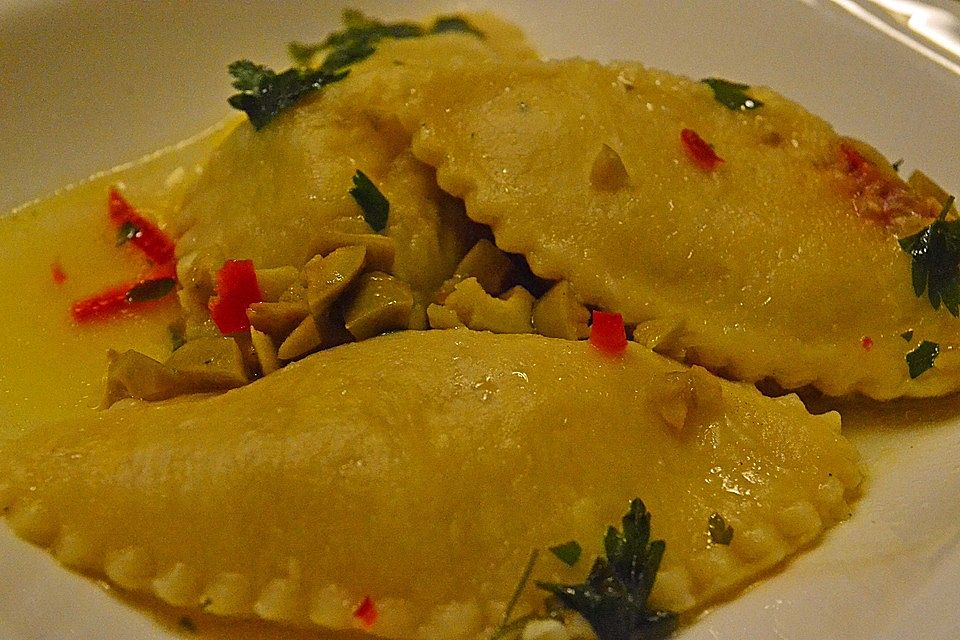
[0,122,232,439]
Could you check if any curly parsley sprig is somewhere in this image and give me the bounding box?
[899,196,960,315]
[536,499,677,640]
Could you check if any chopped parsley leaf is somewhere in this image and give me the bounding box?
[125,278,176,304]
[892,158,904,172]
[907,340,939,379]
[431,15,485,37]
[116,221,140,246]
[537,499,677,640]
[549,540,583,567]
[901,330,914,342]
[899,196,960,315]
[288,10,483,72]
[350,170,390,232]
[227,60,347,130]
[702,78,763,111]
[238,11,482,129]
[708,512,733,545]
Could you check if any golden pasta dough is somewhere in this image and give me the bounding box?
[174,17,536,313]
[383,55,957,399]
[0,331,861,638]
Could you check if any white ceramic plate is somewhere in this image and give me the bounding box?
[2,1,959,638]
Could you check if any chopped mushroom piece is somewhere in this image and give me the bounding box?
[104,349,182,406]
[250,327,280,376]
[277,316,324,361]
[590,143,630,191]
[441,277,534,333]
[655,366,724,435]
[311,228,396,273]
[532,280,590,340]
[246,301,310,341]
[254,266,301,302]
[438,238,513,300]
[165,337,249,391]
[343,271,414,340]
[304,245,367,318]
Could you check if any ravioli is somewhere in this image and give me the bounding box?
[173,16,536,319]
[382,55,958,399]
[0,331,861,638]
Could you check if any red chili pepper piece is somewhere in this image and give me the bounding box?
[840,143,869,174]
[352,595,378,628]
[71,277,177,323]
[861,336,874,351]
[681,128,724,171]
[208,259,264,335]
[108,188,176,265]
[590,310,628,355]
[71,283,131,322]
[51,261,67,285]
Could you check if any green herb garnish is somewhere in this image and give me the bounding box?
[892,158,904,172]
[125,278,177,304]
[227,60,347,130]
[702,78,763,111]
[490,549,541,640]
[288,10,483,71]
[549,540,583,567]
[350,170,390,232]
[907,340,940,378]
[901,330,914,342]
[235,11,482,129]
[899,196,960,315]
[707,512,733,545]
[430,15,485,37]
[116,221,140,246]
[537,499,677,640]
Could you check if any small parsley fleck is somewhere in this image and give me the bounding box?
[116,221,140,246]
[178,616,197,633]
[125,278,176,304]
[899,196,960,315]
[350,170,390,232]
[702,78,764,111]
[892,158,904,172]
[227,60,347,130]
[708,512,734,545]
[901,330,914,342]
[907,340,939,379]
[549,540,583,567]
